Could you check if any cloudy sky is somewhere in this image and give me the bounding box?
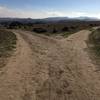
[0,0,100,18]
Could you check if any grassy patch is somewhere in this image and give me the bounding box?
[88,28,95,32]
[61,30,79,37]
[0,29,17,58]
[89,28,100,56]
[88,28,100,68]
[61,31,75,37]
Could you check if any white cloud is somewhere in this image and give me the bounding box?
[45,11,100,19]
[46,11,66,17]
[0,6,100,19]
[0,6,49,18]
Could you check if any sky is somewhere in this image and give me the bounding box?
[0,0,100,18]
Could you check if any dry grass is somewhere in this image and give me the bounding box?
[0,29,17,68]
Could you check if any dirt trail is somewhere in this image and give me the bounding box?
[0,30,100,100]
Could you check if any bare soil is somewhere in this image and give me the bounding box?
[0,30,100,100]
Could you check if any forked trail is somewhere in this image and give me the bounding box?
[0,30,100,100]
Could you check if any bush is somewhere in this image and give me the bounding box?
[62,27,69,32]
[52,28,57,33]
[8,21,23,29]
[33,28,47,33]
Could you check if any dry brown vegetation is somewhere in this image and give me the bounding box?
[88,28,100,67]
[0,29,17,68]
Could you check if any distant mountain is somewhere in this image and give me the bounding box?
[43,16,100,22]
[44,17,70,21]
[0,16,99,24]
[74,16,99,21]
[0,18,37,23]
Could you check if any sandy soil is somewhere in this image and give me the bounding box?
[0,30,100,100]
